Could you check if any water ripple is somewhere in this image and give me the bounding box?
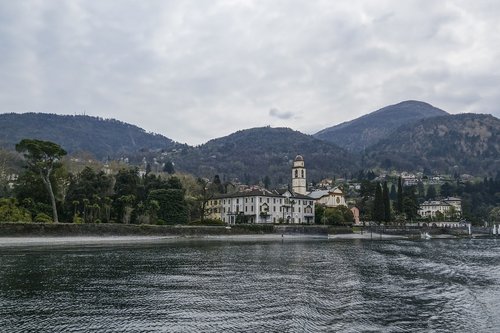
[1,239,500,332]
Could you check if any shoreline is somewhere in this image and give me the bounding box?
[0,232,478,248]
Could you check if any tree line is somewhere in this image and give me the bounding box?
[0,139,212,224]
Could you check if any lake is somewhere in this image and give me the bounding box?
[1,237,499,332]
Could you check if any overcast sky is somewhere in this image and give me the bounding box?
[1,1,499,145]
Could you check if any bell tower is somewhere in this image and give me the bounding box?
[292,155,307,195]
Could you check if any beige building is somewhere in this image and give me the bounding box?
[308,187,347,208]
[418,197,462,219]
[292,155,307,195]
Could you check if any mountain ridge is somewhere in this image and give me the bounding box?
[363,113,500,175]
[314,100,449,151]
[0,112,176,159]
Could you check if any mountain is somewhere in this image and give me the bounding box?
[169,127,358,186]
[363,113,500,175]
[0,113,176,159]
[314,100,448,152]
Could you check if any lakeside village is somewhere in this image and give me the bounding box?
[205,155,469,229]
[1,139,500,231]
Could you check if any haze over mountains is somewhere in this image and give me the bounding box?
[1,100,499,181]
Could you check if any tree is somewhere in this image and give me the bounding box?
[210,175,224,194]
[196,178,213,223]
[15,139,67,223]
[402,187,418,220]
[489,207,500,223]
[372,182,385,223]
[148,189,188,224]
[263,175,271,189]
[389,184,397,201]
[396,177,403,213]
[426,185,437,200]
[440,182,453,197]
[382,181,391,222]
[163,160,175,174]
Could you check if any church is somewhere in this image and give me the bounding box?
[207,155,315,224]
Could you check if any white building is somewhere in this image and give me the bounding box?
[208,188,315,224]
[207,155,315,224]
[418,197,462,219]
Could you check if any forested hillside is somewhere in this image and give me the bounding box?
[169,127,358,186]
[363,113,500,176]
[314,100,448,151]
[0,113,176,159]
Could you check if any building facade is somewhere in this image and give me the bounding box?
[292,155,307,195]
[207,188,315,224]
[207,155,315,224]
[308,187,346,208]
[418,197,462,219]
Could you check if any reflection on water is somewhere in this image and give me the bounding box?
[1,238,500,332]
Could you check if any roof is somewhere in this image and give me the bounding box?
[294,155,304,161]
[214,188,313,200]
[307,188,344,199]
[213,188,282,199]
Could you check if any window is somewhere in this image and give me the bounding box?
[245,206,247,212]
[295,170,298,177]
[301,170,304,178]
[236,199,239,204]
[267,198,269,203]
[273,206,276,212]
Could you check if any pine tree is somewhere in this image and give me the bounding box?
[383,181,391,222]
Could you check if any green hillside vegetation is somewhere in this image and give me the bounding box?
[314,100,448,152]
[168,127,358,186]
[0,113,176,159]
[364,113,500,176]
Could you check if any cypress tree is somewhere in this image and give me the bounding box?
[389,184,397,201]
[372,182,384,222]
[383,181,391,222]
[397,177,403,213]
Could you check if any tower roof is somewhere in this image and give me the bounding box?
[294,155,304,162]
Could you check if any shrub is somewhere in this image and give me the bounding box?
[0,198,32,222]
[34,213,53,223]
[73,214,84,224]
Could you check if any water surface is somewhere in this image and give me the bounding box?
[1,238,499,332]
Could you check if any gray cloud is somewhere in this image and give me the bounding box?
[0,1,499,145]
[269,108,295,120]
